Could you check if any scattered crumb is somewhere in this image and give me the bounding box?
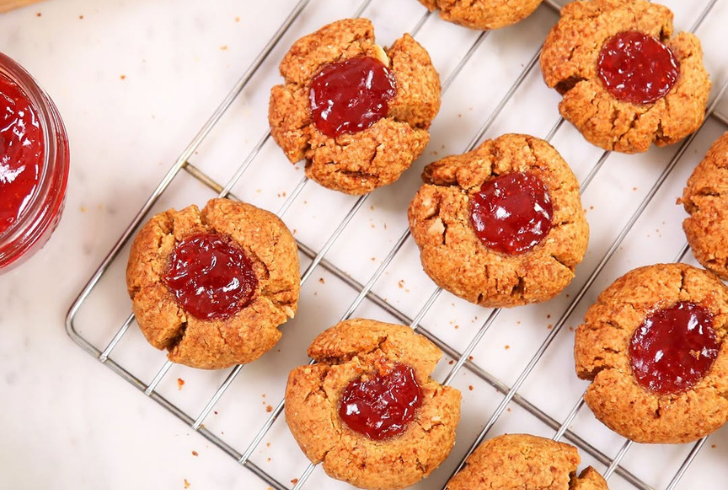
[507,408,512,412]
[468,385,474,391]
[633,186,637,191]
[235,16,240,22]
[371,257,376,261]
[267,457,271,462]
[454,325,459,330]
[505,345,510,350]
[370,205,375,211]
[449,360,454,365]
[517,321,521,325]
[468,356,474,361]
[547,324,553,330]
[319,278,325,284]
[80,206,87,212]
[712,444,717,448]
[590,206,594,210]
[291,479,299,485]
[214,411,218,415]
[192,451,198,457]
[266,405,273,413]
[267,442,271,447]
[79,15,84,19]
[177,378,185,390]
[547,314,551,319]
[184,479,190,489]
[36,12,41,17]
[220,45,228,51]
[120,74,126,80]
[569,326,574,332]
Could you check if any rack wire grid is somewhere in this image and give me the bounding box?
[65,0,728,489]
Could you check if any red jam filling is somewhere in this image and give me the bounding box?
[597,31,680,105]
[470,172,553,255]
[309,56,396,138]
[339,363,423,441]
[163,233,257,320]
[0,72,44,235]
[630,301,719,395]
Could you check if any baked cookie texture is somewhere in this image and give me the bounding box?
[682,133,728,280]
[417,0,543,30]
[285,319,461,490]
[575,263,728,443]
[269,18,440,195]
[126,198,300,369]
[445,434,610,490]
[408,133,589,308]
[540,0,711,153]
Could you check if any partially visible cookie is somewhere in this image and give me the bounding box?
[682,133,728,280]
[417,0,543,30]
[408,133,588,308]
[575,263,728,443]
[126,198,300,369]
[540,0,711,153]
[285,319,461,490]
[269,18,440,195]
[445,434,610,490]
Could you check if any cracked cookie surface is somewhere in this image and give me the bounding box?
[417,0,543,30]
[269,18,440,195]
[575,263,728,443]
[285,319,461,490]
[445,434,610,490]
[126,198,300,370]
[682,133,728,280]
[408,133,588,308]
[540,0,711,153]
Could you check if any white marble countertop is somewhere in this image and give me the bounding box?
[3,0,728,489]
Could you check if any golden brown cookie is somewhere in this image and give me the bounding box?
[269,18,440,195]
[285,319,461,490]
[575,263,728,443]
[682,133,728,280]
[418,0,543,30]
[540,0,711,153]
[126,198,300,370]
[408,133,588,308]
[445,434,610,490]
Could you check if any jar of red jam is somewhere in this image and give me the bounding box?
[0,53,69,272]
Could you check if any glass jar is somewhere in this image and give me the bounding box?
[0,52,70,273]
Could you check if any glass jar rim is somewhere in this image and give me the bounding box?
[0,52,69,268]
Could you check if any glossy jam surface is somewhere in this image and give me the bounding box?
[163,233,257,320]
[339,363,423,441]
[0,72,44,235]
[309,56,396,138]
[470,172,553,255]
[598,31,680,105]
[630,301,719,395]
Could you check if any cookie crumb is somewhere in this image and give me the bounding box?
[177,378,185,390]
[184,479,190,489]
[120,75,126,80]
[79,15,84,19]
[234,16,240,22]
[191,451,198,457]
[319,278,325,284]
[505,345,510,350]
[36,12,41,17]
[468,385,474,391]
[266,405,273,413]
[291,479,299,485]
[220,45,228,51]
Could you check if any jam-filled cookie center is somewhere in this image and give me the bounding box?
[163,233,258,320]
[597,31,680,105]
[339,363,423,441]
[469,172,553,255]
[630,301,719,395]
[309,56,397,138]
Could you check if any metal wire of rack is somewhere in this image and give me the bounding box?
[66,0,728,489]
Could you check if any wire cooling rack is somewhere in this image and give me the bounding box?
[66,0,728,489]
